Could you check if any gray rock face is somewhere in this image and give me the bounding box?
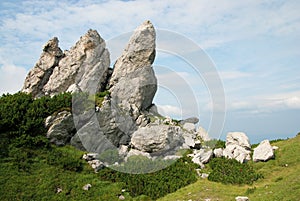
[22,37,63,97]
[131,125,183,153]
[109,20,157,112]
[22,29,110,97]
[253,140,275,162]
[196,126,210,142]
[223,132,251,163]
[45,111,76,146]
[130,124,183,153]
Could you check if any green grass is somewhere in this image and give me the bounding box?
[158,134,300,201]
[0,146,151,201]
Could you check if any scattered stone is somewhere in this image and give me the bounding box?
[56,187,62,194]
[213,148,223,158]
[235,196,249,201]
[82,153,99,161]
[201,173,209,179]
[119,195,125,200]
[272,146,279,150]
[83,184,92,191]
[87,159,105,172]
[253,140,275,162]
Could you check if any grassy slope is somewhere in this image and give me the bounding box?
[0,146,150,201]
[158,135,300,201]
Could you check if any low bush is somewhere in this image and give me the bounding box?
[98,156,198,200]
[208,157,263,185]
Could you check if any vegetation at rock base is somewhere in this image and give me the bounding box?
[99,156,198,200]
[0,92,299,200]
[158,134,300,201]
[208,157,263,185]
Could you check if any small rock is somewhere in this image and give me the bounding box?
[213,148,223,157]
[56,187,62,194]
[235,196,249,201]
[201,173,209,179]
[83,184,92,191]
[119,195,125,200]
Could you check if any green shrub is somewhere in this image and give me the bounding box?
[0,92,72,151]
[208,157,263,185]
[98,156,198,200]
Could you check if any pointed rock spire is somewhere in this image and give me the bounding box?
[109,20,157,112]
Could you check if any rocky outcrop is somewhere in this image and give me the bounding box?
[253,140,275,162]
[22,37,63,97]
[22,29,110,97]
[130,124,183,153]
[223,132,251,163]
[109,20,157,114]
[45,111,76,146]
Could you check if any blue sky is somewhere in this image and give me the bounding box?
[0,0,299,143]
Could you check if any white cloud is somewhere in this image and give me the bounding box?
[0,62,27,95]
[157,104,182,118]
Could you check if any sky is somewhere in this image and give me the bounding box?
[0,0,299,143]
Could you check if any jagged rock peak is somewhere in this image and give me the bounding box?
[22,37,63,97]
[22,29,110,97]
[109,20,156,86]
[109,20,157,112]
[42,37,64,58]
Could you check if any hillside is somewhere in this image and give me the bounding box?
[158,134,300,201]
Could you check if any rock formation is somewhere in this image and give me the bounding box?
[22,29,110,97]
[109,20,157,114]
[223,132,251,163]
[253,139,275,162]
[22,20,220,169]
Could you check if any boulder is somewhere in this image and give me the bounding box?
[226,132,251,149]
[223,132,251,163]
[179,117,199,125]
[125,149,151,160]
[253,140,275,162]
[109,20,157,112]
[130,124,183,153]
[213,148,223,158]
[183,122,196,132]
[45,111,76,146]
